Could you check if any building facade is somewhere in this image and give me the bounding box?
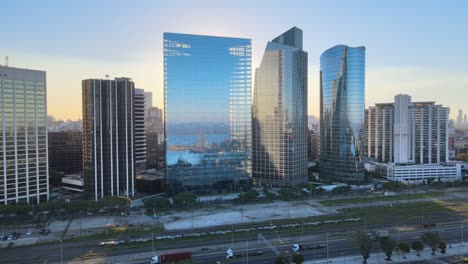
[146,106,164,169]
[164,32,252,193]
[320,45,366,183]
[82,78,135,200]
[252,27,308,187]
[134,88,147,165]
[48,131,82,174]
[0,66,49,204]
[365,95,449,164]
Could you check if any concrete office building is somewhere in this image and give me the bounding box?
[0,66,48,204]
[365,94,449,164]
[82,78,135,200]
[134,88,147,165]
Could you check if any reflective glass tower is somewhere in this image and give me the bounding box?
[1,66,48,204]
[252,27,308,187]
[164,33,252,193]
[320,45,365,183]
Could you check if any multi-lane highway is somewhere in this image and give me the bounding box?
[1,220,467,264]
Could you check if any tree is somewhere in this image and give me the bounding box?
[412,240,424,256]
[439,240,447,255]
[236,189,260,203]
[144,197,171,210]
[274,255,290,264]
[422,231,441,255]
[173,192,198,208]
[353,231,373,263]
[49,170,64,187]
[331,185,351,195]
[381,181,405,191]
[380,238,396,260]
[398,242,410,259]
[292,253,304,264]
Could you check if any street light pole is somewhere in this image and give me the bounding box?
[60,239,63,264]
[462,220,464,245]
[326,232,329,262]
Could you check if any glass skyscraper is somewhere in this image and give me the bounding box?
[320,45,366,183]
[1,66,48,204]
[252,27,308,187]
[164,33,252,193]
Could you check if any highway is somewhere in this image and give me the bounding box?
[1,221,467,264]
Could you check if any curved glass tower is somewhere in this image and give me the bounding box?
[320,45,365,183]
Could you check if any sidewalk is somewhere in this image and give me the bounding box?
[306,243,468,264]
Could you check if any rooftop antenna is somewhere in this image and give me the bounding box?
[5,56,8,67]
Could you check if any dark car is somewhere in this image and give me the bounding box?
[423,223,436,228]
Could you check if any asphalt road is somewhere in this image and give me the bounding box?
[1,197,467,264]
[2,223,464,264]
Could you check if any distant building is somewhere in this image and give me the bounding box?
[253,27,308,187]
[308,129,319,161]
[146,107,164,169]
[164,32,252,193]
[47,116,82,132]
[365,94,449,164]
[62,175,84,192]
[82,78,135,200]
[0,66,49,204]
[144,91,153,111]
[134,88,147,166]
[48,131,82,174]
[320,45,366,183]
[374,162,461,184]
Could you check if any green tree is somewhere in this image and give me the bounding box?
[173,192,198,208]
[422,231,441,255]
[331,185,351,195]
[412,240,424,256]
[380,238,396,260]
[382,181,405,191]
[145,197,171,210]
[274,255,290,264]
[292,253,304,264]
[353,231,373,264]
[263,187,276,201]
[49,170,64,187]
[398,242,410,259]
[438,240,447,254]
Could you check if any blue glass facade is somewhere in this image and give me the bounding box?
[252,27,308,187]
[164,33,252,193]
[320,45,365,183]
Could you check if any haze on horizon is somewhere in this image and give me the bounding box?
[2,0,467,120]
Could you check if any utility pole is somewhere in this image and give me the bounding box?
[326,232,329,262]
[302,218,304,241]
[60,239,63,264]
[462,220,464,245]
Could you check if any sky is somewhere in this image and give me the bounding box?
[2,0,468,120]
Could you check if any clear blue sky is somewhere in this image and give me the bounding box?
[2,0,468,120]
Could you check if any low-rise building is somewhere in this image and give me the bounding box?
[374,162,461,184]
[62,175,84,192]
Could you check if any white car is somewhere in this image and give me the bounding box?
[26,230,32,235]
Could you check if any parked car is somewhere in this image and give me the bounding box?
[26,230,32,235]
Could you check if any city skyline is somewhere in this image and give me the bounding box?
[2,0,468,120]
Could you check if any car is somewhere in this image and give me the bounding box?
[26,230,32,235]
[423,223,436,228]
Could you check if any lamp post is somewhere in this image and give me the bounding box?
[60,239,63,264]
[326,232,329,262]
